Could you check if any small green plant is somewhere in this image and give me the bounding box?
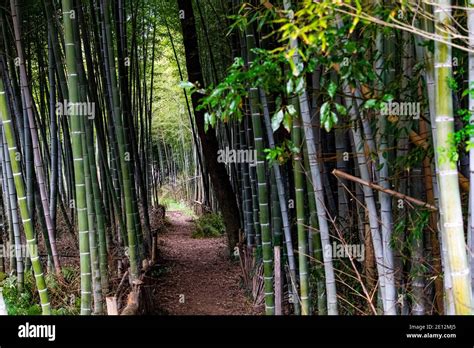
[1,273,42,315]
[192,213,226,238]
[62,266,78,284]
[150,265,170,278]
[0,267,81,316]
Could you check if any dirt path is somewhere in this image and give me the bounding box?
[154,211,259,315]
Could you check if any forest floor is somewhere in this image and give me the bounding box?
[153,210,259,315]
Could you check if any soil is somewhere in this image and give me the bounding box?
[153,211,260,315]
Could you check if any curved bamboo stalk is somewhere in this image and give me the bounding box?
[10,0,61,276]
[0,78,51,315]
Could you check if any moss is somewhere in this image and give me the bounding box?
[192,213,225,238]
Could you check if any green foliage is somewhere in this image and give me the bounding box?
[393,209,431,249]
[394,145,428,175]
[62,266,78,284]
[151,22,193,166]
[1,273,41,315]
[320,101,343,132]
[197,51,289,132]
[447,76,458,92]
[264,139,298,165]
[448,86,474,160]
[159,193,196,218]
[0,269,81,316]
[407,210,430,245]
[229,2,278,35]
[272,103,296,133]
[149,265,170,278]
[192,213,226,238]
[197,57,247,128]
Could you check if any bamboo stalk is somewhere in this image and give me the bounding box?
[0,78,51,314]
[434,0,472,314]
[61,0,92,315]
[292,110,310,315]
[333,169,437,211]
[468,0,474,302]
[409,130,470,192]
[284,0,338,315]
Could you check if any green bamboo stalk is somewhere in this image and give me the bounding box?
[88,124,109,292]
[434,0,472,315]
[284,0,338,314]
[249,88,274,315]
[419,2,453,313]
[61,0,92,315]
[101,0,139,279]
[467,0,474,303]
[0,78,50,314]
[10,0,61,276]
[292,112,310,315]
[246,23,274,314]
[303,143,326,315]
[260,90,300,314]
[82,117,103,314]
[1,130,23,290]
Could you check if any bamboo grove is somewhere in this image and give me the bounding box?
[179,0,474,316]
[0,0,473,317]
[0,0,179,314]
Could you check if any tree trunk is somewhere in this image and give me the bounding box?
[178,0,240,252]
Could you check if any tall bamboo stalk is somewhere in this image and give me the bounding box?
[260,90,299,314]
[0,78,50,314]
[284,0,338,314]
[292,111,310,315]
[61,0,92,315]
[434,0,472,315]
[101,0,139,279]
[468,0,474,301]
[10,0,61,275]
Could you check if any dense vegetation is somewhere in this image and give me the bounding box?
[0,0,473,316]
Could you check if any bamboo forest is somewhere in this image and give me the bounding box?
[0,0,473,321]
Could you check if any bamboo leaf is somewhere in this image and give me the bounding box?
[272,109,285,132]
[328,81,338,98]
[335,103,347,116]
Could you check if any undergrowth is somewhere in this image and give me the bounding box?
[192,213,225,238]
[0,266,81,315]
